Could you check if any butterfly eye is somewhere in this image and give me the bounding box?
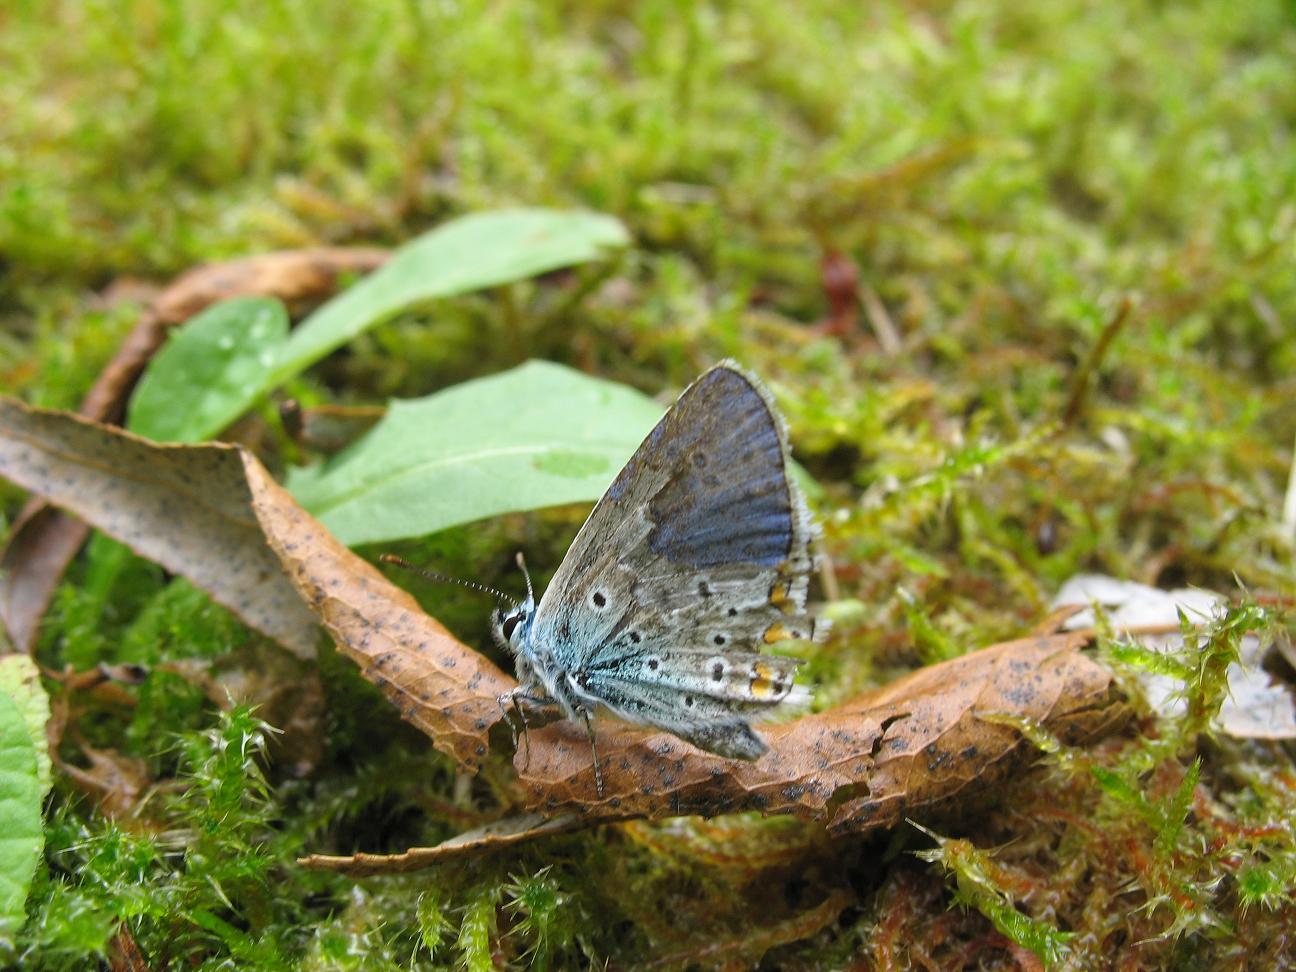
[502,614,522,641]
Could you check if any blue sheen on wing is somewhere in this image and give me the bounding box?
[638,368,794,568]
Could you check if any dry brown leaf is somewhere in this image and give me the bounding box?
[0,247,388,653]
[0,398,319,657]
[59,743,154,823]
[0,399,514,763]
[241,458,514,768]
[513,632,1119,833]
[0,398,1124,843]
[241,433,1120,833]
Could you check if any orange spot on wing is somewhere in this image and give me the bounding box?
[763,623,791,644]
[768,580,796,614]
[749,661,784,698]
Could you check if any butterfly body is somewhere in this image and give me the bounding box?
[494,362,822,772]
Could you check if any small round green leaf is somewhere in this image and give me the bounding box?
[127,296,289,443]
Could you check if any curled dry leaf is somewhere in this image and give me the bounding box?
[0,399,1124,851]
[247,441,1122,838]
[0,247,388,653]
[240,458,514,768]
[514,631,1119,833]
[0,398,319,658]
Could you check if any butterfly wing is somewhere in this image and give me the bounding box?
[526,361,822,758]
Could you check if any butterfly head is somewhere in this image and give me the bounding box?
[491,552,536,656]
[491,599,534,654]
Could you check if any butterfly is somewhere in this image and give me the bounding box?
[493,361,824,794]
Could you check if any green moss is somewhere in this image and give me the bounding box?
[5,0,1296,966]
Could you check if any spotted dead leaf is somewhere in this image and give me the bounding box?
[0,399,513,766]
[513,631,1121,832]
[0,398,319,657]
[0,247,388,653]
[240,438,1122,834]
[297,631,1118,874]
[0,397,1124,843]
[240,459,514,769]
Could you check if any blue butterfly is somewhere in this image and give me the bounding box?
[494,362,823,793]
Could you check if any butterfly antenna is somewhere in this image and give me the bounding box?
[379,554,510,601]
[515,551,535,603]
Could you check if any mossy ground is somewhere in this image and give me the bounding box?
[3,1,1295,968]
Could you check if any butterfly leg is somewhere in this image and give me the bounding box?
[497,688,556,770]
[496,694,528,763]
[578,706,604,798]
[511,693,532,768]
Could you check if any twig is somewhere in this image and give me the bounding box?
[1061,298,1133,429]
[861,284,903,355]
[297,812,592,875]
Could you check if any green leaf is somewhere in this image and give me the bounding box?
[0,656,51,798]
[126,297,289,443]
[287,361,665,546]
[127,208,629,444]
[274,208,629,381]
[0,688,44,943]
